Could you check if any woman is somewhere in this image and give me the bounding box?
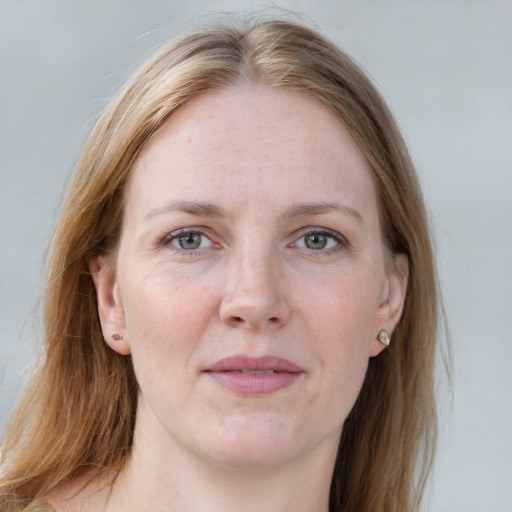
[0,17,440,512]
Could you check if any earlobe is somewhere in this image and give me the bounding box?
[370,253,409,357]
[89,255,131,355]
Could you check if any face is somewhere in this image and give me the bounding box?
[93,87,408,470]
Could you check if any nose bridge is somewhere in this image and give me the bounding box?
[237,245,277,298]
[220,236,289,329]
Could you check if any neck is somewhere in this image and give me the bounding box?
[104,401,338,512]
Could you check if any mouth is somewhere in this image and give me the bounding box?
[238,369,278,375]
[204,356,303,395]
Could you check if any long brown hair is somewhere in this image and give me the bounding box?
[0,17,440,512]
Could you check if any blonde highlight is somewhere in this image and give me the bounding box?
[1,17,441,512]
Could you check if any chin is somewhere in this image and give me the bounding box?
[205,443,300,470]
[197,413,318,470]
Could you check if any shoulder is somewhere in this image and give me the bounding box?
[46,472,114,512]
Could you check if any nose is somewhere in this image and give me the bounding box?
[219,249,291,330]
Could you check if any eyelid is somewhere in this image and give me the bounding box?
[159,226,349,254]
[161,227,217,251]
[291,227,349,251]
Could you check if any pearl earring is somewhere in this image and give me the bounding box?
[377,329,390,346]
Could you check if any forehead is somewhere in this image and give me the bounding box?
[126,86,377,219]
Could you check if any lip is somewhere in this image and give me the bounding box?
[204,355,304,395]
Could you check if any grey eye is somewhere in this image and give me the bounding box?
[304,233,329,250]
[180,233,202,249]
[294,230,342,252]
[171,232,206,250]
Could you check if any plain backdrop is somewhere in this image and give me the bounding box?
[1,1,511,510]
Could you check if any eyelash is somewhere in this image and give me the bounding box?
[161,228,216,255]
[161,227,349,256]
[292,228,348,255]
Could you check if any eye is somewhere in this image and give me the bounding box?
[294,229,345,252]
[166,230,214,251]
[303,233,333,250]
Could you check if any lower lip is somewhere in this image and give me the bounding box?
[205,371,301,395]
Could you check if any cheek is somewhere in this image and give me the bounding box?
[120,266,220,388]
[299,266,380,407]
[300,263,380,343]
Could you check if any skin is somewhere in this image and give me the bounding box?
[57,86,408,512]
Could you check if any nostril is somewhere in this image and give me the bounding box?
[229,315,280,325]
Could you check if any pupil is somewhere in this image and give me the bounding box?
[306,233,327,249]
[179,233,201,249]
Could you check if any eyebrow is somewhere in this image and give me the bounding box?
[283,202,362,222]
[145,201,226,220]
[144,200,362,222]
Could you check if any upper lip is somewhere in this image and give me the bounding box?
[204,355,303,373]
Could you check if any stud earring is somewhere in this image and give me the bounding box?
[112,333,124,341]
[377,329,390,346]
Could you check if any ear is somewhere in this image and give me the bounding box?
[89,255,131,355]
[370,253,409,357]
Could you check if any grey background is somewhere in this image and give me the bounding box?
[1,1,511,510]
